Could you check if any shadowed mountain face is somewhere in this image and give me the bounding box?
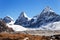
[37,6,59,22]
[3,16,14,23]
[14,12,31,27]
[0,20,14,32]
[15,12,28,25]
[14,7,60,28]
[35,7,60,27]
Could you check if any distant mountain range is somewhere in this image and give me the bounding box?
[14,6,60,29]
[1,6,60,31]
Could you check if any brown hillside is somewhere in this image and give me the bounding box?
[0,20,14,32]
[0,33,49,40]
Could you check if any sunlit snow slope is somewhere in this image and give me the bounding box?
[7,24,28,31]
[40,21,60,30]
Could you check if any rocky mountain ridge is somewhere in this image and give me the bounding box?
[1,6,60,31]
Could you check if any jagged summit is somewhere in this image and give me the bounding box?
[18,12,31,20]
[42,6,54,13]
[14,12,31,26]
[39,6,59,18]
[20,12,28,18]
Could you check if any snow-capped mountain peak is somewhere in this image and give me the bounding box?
[39,6,59,18]
[18,12,31,20]
[41,6,54,14]
[3,16,14,23]
[20,12,28,18]
[14,12,31,26]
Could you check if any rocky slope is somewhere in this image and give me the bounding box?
[14,12,31,27]
[0,20,14,32]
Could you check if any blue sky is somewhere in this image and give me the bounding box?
[0,0,60,20]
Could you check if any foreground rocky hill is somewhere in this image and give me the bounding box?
[0,20,14,32]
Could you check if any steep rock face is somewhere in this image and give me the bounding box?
[0,20,14,32]
[37,6,59,22]
[14,12,31,27]
[35,6,60,27]
[15,7,60,28]
[26,6,60,28]
[3,16,14,23]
